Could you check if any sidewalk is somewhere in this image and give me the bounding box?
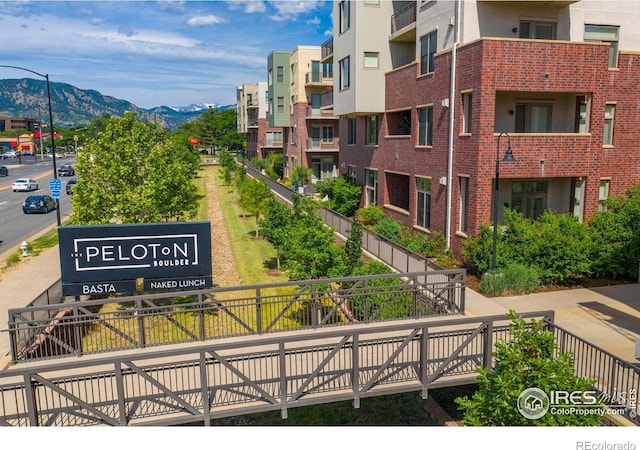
[0,247,638,365]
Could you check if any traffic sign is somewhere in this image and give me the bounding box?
[50,178,62,199]
[49,178,62,190]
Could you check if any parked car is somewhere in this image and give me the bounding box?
[22,195,56,214]
[0,166,7,177]
[66,178,77,195]
[0,153,6,160]
[12,178,39,192]
[58,164,75,176]
[4,151,17,158]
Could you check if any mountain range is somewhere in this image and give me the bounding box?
[0,78,234,130]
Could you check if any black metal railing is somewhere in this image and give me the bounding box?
[321,37,333,60]
[391,2,416,34]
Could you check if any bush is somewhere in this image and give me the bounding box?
[374,217,403,241]
[316,176,362,217]
[480,264,540,296]
[357,205,386,226]
[399,229,447,258]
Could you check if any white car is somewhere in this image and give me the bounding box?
[3,151,17,158]
[12,178,39,192]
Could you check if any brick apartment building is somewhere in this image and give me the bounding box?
[324,0,640,256]
[236,81,276,160]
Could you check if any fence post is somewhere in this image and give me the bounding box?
[72,301,83,356]
[483,321,494,369]
[198,293,206,340]
[256,287,263,334]
[136,298,145,348]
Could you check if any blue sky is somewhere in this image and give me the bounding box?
[0,0,333,109]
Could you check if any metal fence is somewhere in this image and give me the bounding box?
[0,311,554,427]
[549,320,640,421]
[243,162,446,274]
[8,270,466,362]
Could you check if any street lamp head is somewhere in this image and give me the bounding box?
[502,148,516,162]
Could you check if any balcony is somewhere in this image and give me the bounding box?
[305,71,333,87]
[306,105,337,119]
[306,137,340,152]
[247,119,258,128]
[390,2,416,42]
[246,99,259,108]
[320,89,333,109]
[321,37,333,62]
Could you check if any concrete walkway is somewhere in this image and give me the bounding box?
[0,245,639,366]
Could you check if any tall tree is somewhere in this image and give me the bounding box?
[259,198,293,270]
[71,112,200,224]
[238,177,274,236]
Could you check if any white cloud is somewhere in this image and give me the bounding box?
[157,0,186,13]
[225,1,267,14]
[187,15,227,26]
[307,16,321,26]
[270,0,324,17]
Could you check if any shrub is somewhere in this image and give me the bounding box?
[374,217,403,241]
[399,229,447,258]
[357,205,386,226]
[315,176,362,217]
[480,264,540,296]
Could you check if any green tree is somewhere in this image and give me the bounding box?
[192,108,243,153]
[238,177,274,237]
[259,199,293,270]
[70,112,200,224]
[343,218,363,275]
[315,176,362,217]
[455,310,601,426]
[218,149,235,186]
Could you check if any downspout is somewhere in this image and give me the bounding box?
[445,0,461,250]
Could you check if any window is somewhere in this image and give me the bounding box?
[574,95,589,133]
[268,68,273,85]
[277,66,284,83]
[573,178,585,222]
[266,131,283,146]
[603,103,615,145]
[348,117,357,145]
[366,115,378,145]
[365,169,378,206]
[515,102,552,133]
[312,157,334,181]
[277,97,284,114]
[340,1,350,33]
[462,92,473,134]
[420,31,437,75]
[348,165,357,184]
[585,25,619,68]
[459,176,469,233]
[418,106,433,146]
[340,56,350,90]
[312,126,334,147]
[519,21,557,40]
[364,52,379,68]
[387,109,411,136]
[598,179,610,212]
[511,181,548,220]
[416,177,431,229]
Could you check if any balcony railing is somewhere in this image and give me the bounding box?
[247,119,258,127]
[391,2,416,34]
[306,137,340,151]
[321,37,333,60]
[306,105,337,118]
[320,89,333,108]
[305,71,333,86]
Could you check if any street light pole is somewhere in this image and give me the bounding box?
[0,65,61,226]
[491,132,516,273]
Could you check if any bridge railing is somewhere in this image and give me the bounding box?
[8,270,465,362]
[0,311,554,427]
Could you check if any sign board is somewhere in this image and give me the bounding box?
[49,178,61,191]
[58,222,212,296]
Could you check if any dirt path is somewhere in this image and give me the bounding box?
[207,170,241,287]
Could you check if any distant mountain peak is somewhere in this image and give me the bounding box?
[0,78,227,130]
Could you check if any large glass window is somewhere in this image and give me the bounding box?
[366,169,378,206]
[340,1,350,33]
[585,25,619,68]
[418,106,433,146]
[598,179,610,212]
[348,117,357,145]
[459,176,469,233]
[348,165,357,184]
[340,56,350,90]
[462,92,473,134]
[603,103,615,145]
[312,157,335,181]
[366,115,378,145]
[416,177,431,229]
[515,103,552,133]
[519,21,557,40]
[420,30,437,75]
[266,131,283,146]
[511,181,548,220]
[277,66,284,83]
[277,97,284,114]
